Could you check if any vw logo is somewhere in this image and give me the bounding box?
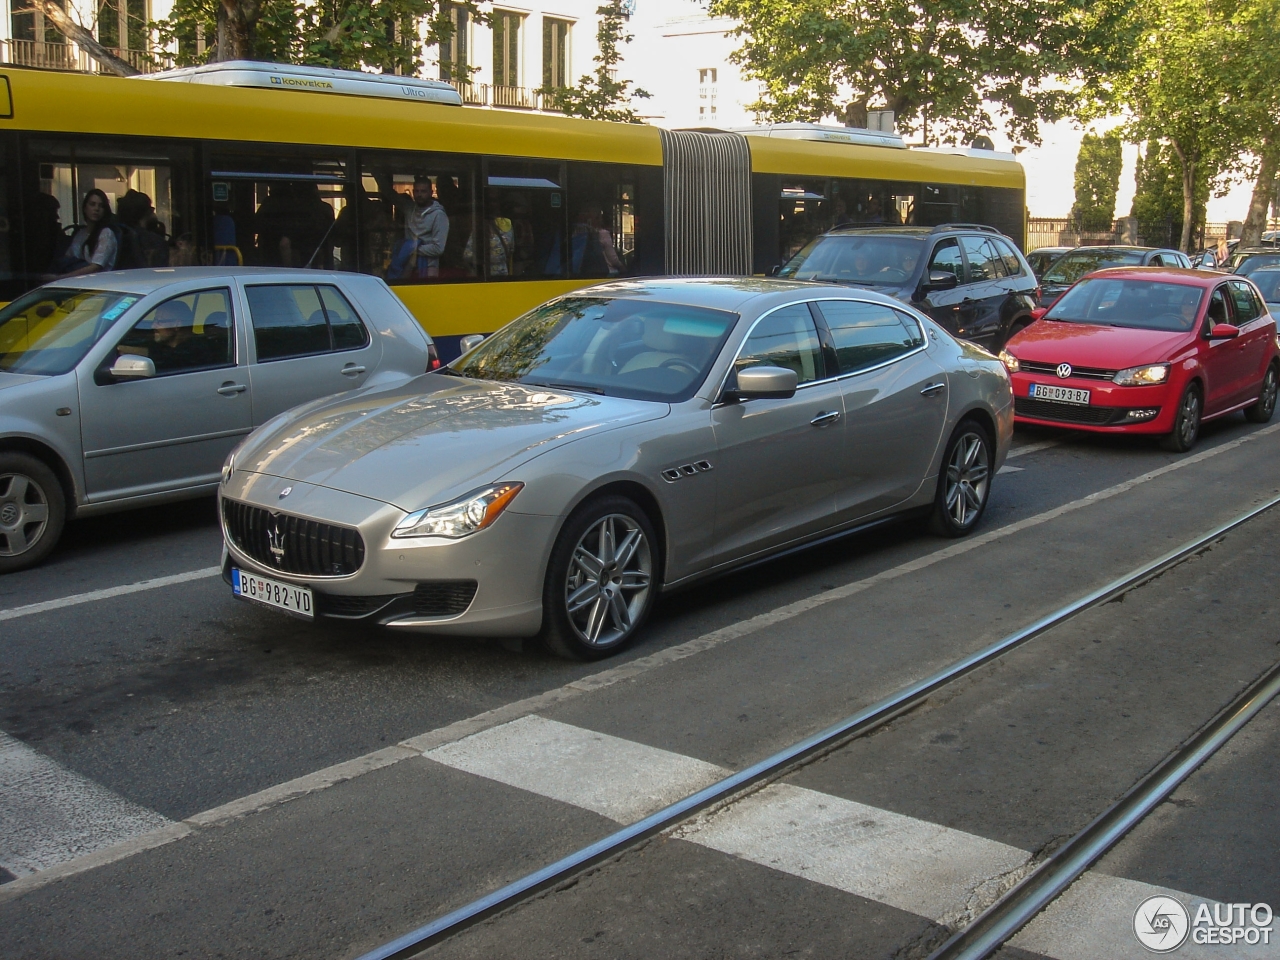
[267,514,286,564]
[1056,363,1073,379]
[279,486,293,499]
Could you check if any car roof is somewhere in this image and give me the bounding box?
[1084,266,1231,286]
[563,276,851,311]
[43,267,370,294]
[1057,245,1172,255]
[1234,247,1280,256]
[1028,246,1072,253]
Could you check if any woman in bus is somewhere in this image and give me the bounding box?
[45,188,118,280]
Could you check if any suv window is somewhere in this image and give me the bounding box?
[992,238,1025,277]
[246,284,370,361]
[959,236,1004,282]
[1228,280,1263,322]
[927,238,964,282]
[815,300,923,375]
[735,304,824,384]
[113,288,235,376]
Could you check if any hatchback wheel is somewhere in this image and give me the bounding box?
[0,453,66,574]
[540,496,658,660]
[1244,364,1278,424]
[929,420,993,538]
[1161,382,1202,452]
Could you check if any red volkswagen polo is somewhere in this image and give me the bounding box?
[1000,267,1279,451]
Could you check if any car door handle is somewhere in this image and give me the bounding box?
[920,382,947,397]
[217,382,247,396]
[341,363,366,377]
[810,410,841,427]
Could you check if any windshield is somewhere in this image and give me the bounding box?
[1042,250,1145,285]
[778,235,924,286]
[1045,278,1204,332]
[0,287,140,376]
[450,296,738,402]
[1251,271,1280,304]
[1233,254,1280,276]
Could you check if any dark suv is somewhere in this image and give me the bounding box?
[776,224,1038,349]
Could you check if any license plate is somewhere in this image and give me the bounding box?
[1030,383,1091,405]
[232,568,314,619]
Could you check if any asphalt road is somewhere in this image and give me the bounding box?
[2,413,1279,959]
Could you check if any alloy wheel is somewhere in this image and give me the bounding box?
[0,472,51,558]
[1260,368,1278,418]
[944,432,990,528]
[564,513,653,647]
[1179,389,1200,446]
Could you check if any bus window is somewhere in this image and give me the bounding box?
[779,178,830,262]
[24,137,195,283]
[567,161,640,279]
[358,152,477,282]
[206,149,350,270]
[482,159,566,280]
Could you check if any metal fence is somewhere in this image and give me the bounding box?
[1027,216,1253,253]
[0,38,171,74]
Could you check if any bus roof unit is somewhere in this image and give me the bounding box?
[728,122,908,150]
[141,60,464,107]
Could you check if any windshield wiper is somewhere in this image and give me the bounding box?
[524,380,606,395]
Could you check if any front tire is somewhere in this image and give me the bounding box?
[929,419,993,538]
[1244,364,1278,424]
[539,496,658,661]
[1161,382,1202,452]
[0,453,66,574]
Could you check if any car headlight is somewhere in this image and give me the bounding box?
[998,349,1020,374]
[1112,363,1170,386]
[392,483,524,539]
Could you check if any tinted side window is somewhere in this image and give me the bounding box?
[928,238,964,281]
[959,235,1002,282]
[735,304,823,384]
[1228,281,1262,322]
[247,285,330,360]
[993,238,1025,277]
[816,300,921,375]
[113,288,234,376]
[1206,287,1232,328]
[319,286,370,350]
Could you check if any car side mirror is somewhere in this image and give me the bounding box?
[733,365,798,400]
[459,333,486,354]
[923,270,959,292]
[1208,322,1240,339]
[1030,307,1048,321]
[109,354,156,380]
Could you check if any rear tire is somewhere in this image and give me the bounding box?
[928,419,993,538]
[1160,382,1202,452]
[0,453,66,574]
[1244,364,1278,424]
[539,495,658,661]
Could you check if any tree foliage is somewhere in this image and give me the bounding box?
[706,0,1137,144]
[1130,140,1208,248]
[541,1,650,123]
[1071,132,1123,232]
[156,0,479,75]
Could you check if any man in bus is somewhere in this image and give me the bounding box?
[384,174,449,281]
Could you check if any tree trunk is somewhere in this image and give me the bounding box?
[1171,139,1195,253]
[22,0,140,76]
[1240,135,1279,247]
[212,0,261,62]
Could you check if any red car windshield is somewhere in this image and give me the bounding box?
[1045,278,1205,332]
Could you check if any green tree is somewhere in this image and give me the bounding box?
[1224,0,1280,244]
[541,0,650,123]
[1070,132,1123,232]
[706,0,1137,144]
[1130,140,1208,248]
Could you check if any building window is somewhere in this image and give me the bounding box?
[97,0,147,51]
[493,10,524,88]
[439,3,470,82]
[542,17,571,89]
[697,67,718,120]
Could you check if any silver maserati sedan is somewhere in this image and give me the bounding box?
[220,278,1013,659]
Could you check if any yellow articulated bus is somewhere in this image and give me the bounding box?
[0,63,1025,359]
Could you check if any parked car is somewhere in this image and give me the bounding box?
[0,268,437,572]
[1000,267,1278,451]
[1025,246,1072,279]
[1249,267,1280,313]
[1229,247,1280,277]
[220,278,1013,659]
[776,224,1039,350]
[1189,248,1223,270]
[1037,246,1191,307]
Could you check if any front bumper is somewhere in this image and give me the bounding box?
[1010,374,1174,434]
[219,471,555,637]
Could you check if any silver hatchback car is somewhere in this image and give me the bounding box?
[221,278,1013,659]
[0,268,434,572]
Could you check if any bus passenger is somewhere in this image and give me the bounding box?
[116,189,170,268]
[46,189,117,280]
[464,197,512,277]
[385,175,449,281]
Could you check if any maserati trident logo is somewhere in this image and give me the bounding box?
[267,514,286,564]
[1056,363,1073,379]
